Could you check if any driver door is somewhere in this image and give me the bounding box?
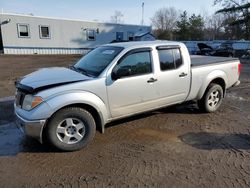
[106,48,158,118]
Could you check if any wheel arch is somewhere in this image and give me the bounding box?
[41,92,109,142]
[209,78,226,96]
[197,70,228,100]
[42,103,105,143]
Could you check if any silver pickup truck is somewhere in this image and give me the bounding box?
[15,41,241,151]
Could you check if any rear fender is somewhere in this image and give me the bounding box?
[197,70,228,100]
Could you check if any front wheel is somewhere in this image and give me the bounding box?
[45,107,96,151]
[198,83,224,113]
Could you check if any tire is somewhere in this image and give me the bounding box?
[198,83,223,113]
[45,107,96,151]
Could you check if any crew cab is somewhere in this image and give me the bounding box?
[15,41,241,151]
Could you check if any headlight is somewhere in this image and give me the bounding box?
[22,95,43,111]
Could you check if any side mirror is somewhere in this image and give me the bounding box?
[111,67,131,80]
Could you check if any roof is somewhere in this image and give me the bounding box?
[134,31,155,38]
[0,13,151,28]
[104,40,184,49]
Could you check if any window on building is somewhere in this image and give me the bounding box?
[158,48,183,71]
[115,50,152,78]
[87,29,96,41]
[127,32,134,41]
[17,24,30,38]
[116,32,124,41]
[39,25,50,39]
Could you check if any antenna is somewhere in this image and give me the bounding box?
[141,2,144,26]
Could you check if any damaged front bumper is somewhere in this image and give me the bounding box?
[15,112,46,143]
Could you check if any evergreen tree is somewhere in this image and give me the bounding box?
[189,14,205,40]
[215,0,250,39]
[175,11,190,40]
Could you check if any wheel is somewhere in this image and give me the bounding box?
[45,107,96,151]
[198,83,223,113]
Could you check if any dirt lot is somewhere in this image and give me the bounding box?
[0,55,250,188]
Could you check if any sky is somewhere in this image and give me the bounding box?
[0,0,222,25]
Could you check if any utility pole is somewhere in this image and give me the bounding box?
[141,2,144,26]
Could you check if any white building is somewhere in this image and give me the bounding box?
[0,13,154,54]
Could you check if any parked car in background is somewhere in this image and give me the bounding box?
[197,43,214,56]
[212,41,235,57]
[197,42,235,57]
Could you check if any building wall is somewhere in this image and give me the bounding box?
[0,13,151,54]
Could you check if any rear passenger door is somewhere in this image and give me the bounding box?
[155,46,190,105]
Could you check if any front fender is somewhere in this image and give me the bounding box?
[197,70,228,100]
[46,91,109,126]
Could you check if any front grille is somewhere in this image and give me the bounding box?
[15,90,25,108]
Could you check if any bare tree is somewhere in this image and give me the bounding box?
[151,7,179,40]
[151,7,178,31]
[204,14,225,40]
[214,0,250,39]
[110,11,124,24]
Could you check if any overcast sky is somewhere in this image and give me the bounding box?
[0,0,221,25]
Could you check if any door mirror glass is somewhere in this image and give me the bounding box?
[112,67,132,80]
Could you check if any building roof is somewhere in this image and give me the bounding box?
[134,31,154,38]
[0,13,151,28]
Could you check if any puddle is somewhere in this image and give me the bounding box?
[0,122,25,156]
[179,132,250,150]
[227,93,248,101]
[135,128,180,142]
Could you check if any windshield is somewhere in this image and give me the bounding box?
[74,46,123,77]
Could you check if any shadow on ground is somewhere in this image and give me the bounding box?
[179,132,250,150]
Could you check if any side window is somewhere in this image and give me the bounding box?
[39,25,50,39]
[158,48,183,71]
[17,24,30,38]
[87,29,96,41]
[116,51,152,78]
[158,49,175,70]
[173,49,182,68]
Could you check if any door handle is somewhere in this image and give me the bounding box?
[147,78,158,83]
[179,72,188,77]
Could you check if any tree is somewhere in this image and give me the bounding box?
[189,14,205,40]
[151,7,179,40]
[214,0,250,39]
[175,11,190,40]
[204,14,225,40]
[110,11,124,24]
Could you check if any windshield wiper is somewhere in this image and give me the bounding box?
[69,66,94,77]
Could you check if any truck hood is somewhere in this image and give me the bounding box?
[16,67,91,93]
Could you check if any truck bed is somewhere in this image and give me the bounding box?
[191,55,238,67]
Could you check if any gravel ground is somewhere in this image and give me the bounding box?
[0,55,249,188]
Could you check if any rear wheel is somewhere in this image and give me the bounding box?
[198,83,223,113]
[45,107,96,151]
